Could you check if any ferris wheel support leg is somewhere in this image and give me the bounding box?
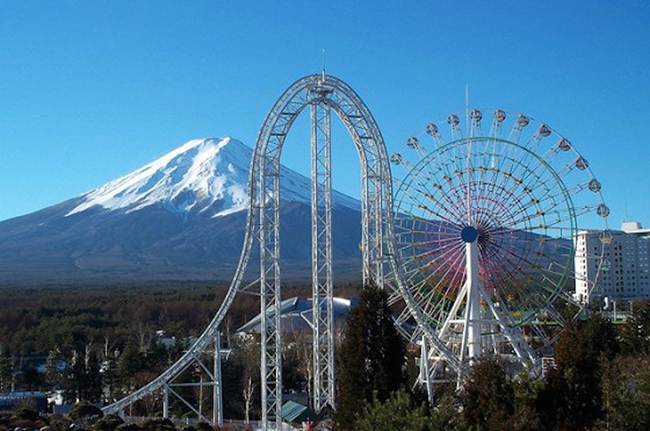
[438,283,468,340]
[419,336,434,405]
[466,240,483,360]
[479,286,537,366]
[457,239,482,389]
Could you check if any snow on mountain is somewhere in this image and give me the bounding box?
[0,137,364,284]
[66,137,359,218]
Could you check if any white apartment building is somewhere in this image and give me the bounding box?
[574,222,650,303]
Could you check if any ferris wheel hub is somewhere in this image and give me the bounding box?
[461,226,478,243]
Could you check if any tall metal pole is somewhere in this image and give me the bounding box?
[213,333,223,427]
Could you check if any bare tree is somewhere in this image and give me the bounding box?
[290,330,313,398]
[224,315,233,348]
[239,336,259,423]
[137,323,152,353]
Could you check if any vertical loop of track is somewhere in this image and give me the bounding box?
[103,74,459,426]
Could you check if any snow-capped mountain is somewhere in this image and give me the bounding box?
[0,138,362,284]
[67,137,358,218]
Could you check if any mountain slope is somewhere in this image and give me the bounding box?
[0,138,362,285]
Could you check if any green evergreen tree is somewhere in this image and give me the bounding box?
[594,357,650,431]
[428,390,465,431]
[538,315,618,431]
[511,372,544,431]
[461,356,515,431]
[117,343,142,392]
[334,283,406,430]
[355,388,429,431]
[102,352,119,404]
[65,350,85,402]
[620,301,650,356]
[44,347,64,389]
[85,350,102,402]
[0,350,13,391]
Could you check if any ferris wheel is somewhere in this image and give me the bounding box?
[389,108,609,385]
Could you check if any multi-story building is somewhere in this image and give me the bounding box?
[574,222,650,303]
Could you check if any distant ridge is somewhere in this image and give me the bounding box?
[0,138,363,285]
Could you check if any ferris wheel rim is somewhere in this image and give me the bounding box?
[391,118,607,333]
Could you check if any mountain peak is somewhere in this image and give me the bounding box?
[66,137,252,218]
[66,137,359,219]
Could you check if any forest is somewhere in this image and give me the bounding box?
[0,283,358,421]
[0,284,649,431]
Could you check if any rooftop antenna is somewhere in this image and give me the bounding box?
[322,49,326,81]
[465,83,471,223]
[465,84,470,135]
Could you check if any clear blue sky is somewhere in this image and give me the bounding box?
[1,1,648,228]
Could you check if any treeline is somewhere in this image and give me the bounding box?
[334,288,650,431]
[1,284,243,355]
[2,284,649,430]
[0,283,359,420]
[0,283,360,354]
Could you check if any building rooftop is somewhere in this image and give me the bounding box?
[281,400,316,424]
[236,296,358,334]
[621,221,650,238]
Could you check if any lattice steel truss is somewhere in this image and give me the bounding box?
[310,88,335,412]
[102,74,455,431]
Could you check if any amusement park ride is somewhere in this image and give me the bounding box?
[101,72,610,430]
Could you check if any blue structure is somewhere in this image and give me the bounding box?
[0,391,48,412]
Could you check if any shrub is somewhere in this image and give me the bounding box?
[92,415,124,431]
[114,424,141,431]
[9,418,36,429]
[140,419,175,431]
[49,414,72,431]
[13,408,39,422]
[69,402,103,422]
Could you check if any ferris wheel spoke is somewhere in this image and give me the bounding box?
[431,173,472,221]
[434,246,469,299]
[483,169,530,218]
[507,186,569,221]
[421,242,467,296]
[401,178,468,226]
[486,242,543,285]
[406,165,469,222]
[420,241,466,271]
[409,244,462,268]
[397,230,460,245]
[489,164,548,217]
[425,269,465,312]
[481,252,527,291]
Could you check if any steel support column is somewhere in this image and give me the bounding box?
[163,385,169,419]
[213,333,223,427]
[310,95,335,412]
[260,149,283,430]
